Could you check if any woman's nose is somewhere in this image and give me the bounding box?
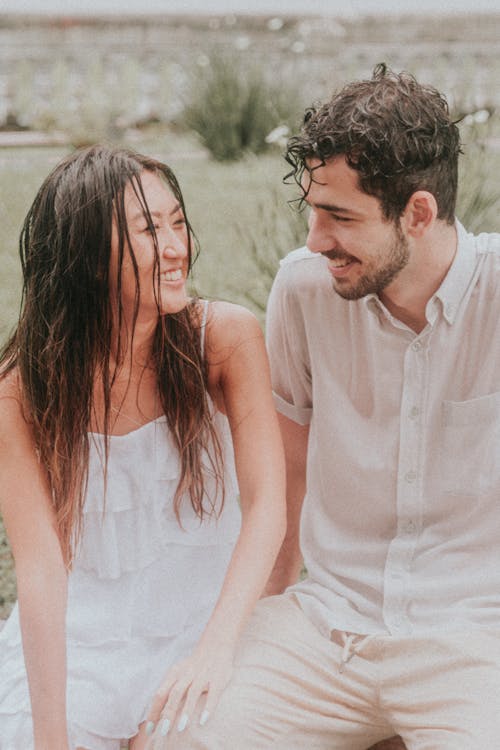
[159,226,187,258]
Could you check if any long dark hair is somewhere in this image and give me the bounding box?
[0,145,223,564]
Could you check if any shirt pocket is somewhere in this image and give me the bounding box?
[440,391,500,496]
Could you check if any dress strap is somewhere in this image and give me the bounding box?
[200,299,209,358]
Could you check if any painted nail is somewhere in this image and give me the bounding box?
[160,718,171,736]
[177,713,189,732]
[200,709,210,726]
[145,721,155,736]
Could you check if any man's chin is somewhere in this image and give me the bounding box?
[332,279,368,301]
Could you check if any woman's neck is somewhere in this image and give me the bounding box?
[110,318,158,373]
[92,321,161,435]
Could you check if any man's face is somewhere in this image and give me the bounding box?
[303,156,410,300]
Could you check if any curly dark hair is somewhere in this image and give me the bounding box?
[285,63,462,223]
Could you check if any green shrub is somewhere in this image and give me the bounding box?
[182,51,302,162]
[456,119,500,234]
[227,182,308,320]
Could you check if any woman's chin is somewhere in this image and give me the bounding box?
[160,292,189,316]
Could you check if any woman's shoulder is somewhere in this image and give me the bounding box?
[0,369,27,440]
[0,367,22,404]
[200,301,265,393]
[204,300,263,347]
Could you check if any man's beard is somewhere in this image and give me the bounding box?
[331,223,410,301]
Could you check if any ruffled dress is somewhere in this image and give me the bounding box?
[0,407,241,749]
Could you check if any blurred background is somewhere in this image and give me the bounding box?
[1,1,499,616]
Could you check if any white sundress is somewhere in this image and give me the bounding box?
[0,332,241,750]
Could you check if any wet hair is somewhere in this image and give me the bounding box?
[286,63,462,223]
[0,145,223,564]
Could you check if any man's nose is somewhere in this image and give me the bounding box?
[306,210,336,254]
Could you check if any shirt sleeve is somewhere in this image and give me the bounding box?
[265,262,313,426]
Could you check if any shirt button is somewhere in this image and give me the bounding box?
[409,406,420,419]
[445,303,454,317]
[411,340,422,352]
[405,470,417,483]
[403,520,417,534]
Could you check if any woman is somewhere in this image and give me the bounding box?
[0,145,286,749]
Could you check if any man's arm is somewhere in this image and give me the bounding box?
[263,412,309,596]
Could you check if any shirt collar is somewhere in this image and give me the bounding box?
[364,220,478,326]
[431,220,478,325]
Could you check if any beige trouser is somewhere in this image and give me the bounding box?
[154,594,500,750]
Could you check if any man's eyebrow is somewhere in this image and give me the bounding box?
[305,199,357,215]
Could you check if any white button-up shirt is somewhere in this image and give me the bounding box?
[266,222,500,637]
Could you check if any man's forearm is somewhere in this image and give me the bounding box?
[263,413,309,596]
[263,535,303,596]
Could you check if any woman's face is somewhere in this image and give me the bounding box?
[109,170,189,322]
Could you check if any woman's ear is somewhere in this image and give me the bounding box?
[402,191,438,238]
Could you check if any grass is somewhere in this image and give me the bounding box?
[0,146,73,342]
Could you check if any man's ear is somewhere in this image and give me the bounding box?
[402,191,438,238]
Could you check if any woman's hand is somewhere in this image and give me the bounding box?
[146,640,235,743]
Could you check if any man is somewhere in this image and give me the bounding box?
[156,64,500,750]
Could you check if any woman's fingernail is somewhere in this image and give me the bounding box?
[177,713,189,732]
[146,721,155,736]
[160,718,171,736]
[200,709,210,726]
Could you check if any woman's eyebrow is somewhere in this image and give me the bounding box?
[129,203,182,223]
[169,202,182,215]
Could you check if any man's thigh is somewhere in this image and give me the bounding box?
[157,594,392,750]
[384,629,500,750]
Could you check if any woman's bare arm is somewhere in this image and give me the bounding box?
[0,374,69,750]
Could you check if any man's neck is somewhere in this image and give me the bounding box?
[380,222,458,334]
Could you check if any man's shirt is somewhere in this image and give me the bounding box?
[266,222,500,637]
